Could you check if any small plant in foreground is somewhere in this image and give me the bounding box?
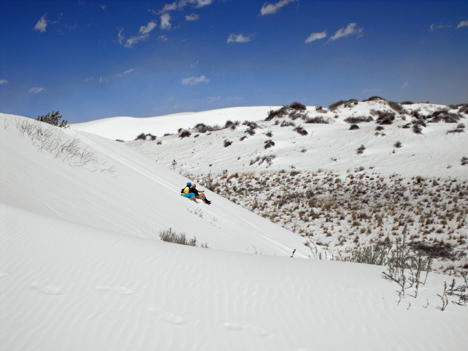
[394,141,402,148]
[356,145,366,154]
[159,228,208,248]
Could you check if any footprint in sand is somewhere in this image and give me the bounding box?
[30,282,64,295]
[95,285,134,295]
[147,308,192,325]
[223,323,272,337]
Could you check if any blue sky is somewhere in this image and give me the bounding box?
[1,0,467,123]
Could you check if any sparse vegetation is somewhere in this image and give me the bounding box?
[293,126,308,135]
[344,116,373,124]
[159,228,208,248]
[329,99,358,111]
[356,144,366,154]
[37,111,69,128]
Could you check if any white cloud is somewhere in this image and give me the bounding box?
[457,19,468,29]
[0,79,8,85]
[182,75,210,85]
[100,5,107,10]
[118,21,157,48]
[29,87,45,94]
[186,14,199,21]
[329,23,363,41]
[191,0,212,7]
[123,69,135,75]
[190,60,199,68]
[139,21,157,34]
[159,35,168,41]
[430,23,452,32]
[227,33,253,43]
[33,14,47,32]
[162,2,178,12]
[161,13,172,30]
[124,34,149,48]
[305,31,327,43]
[260,0,296,16]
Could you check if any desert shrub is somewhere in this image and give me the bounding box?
[409,241,455,260]
[243,120,258,129]
[280,120,295,127]
[289,110,306,120]
[344,116,373,124]
[224,120,240,129]
[224,139,232,147]
[245,127,256,135]
[194,123,211,133]
[250,154,276,166]
[394,141,402,148]
[375,111,396,125]
[388,101,407,114]
[239,135,247,141]
[349,124,360,130]
[315,106,327,113]
[401,101,414,105]
[462,157,468,166]
[289,101,306,110]
[412,123,423,134]
[356,144,366,154]
[329,99,358,111]
[159,228,208,248]
[340,242,392,265]
[362,96,387,102]
[37,111,68,128]
[293,126,308,135]
[402,123,411,129]
[179,129,191,138]
[266,106,289,121]
[375,126,385,131]
[264,140,275,149]
[447,123,466,134]
[116,139,124,143]
[304,116,329,124]
[459,105,468,114]
[265,130,273,137]
[135,133,147,141]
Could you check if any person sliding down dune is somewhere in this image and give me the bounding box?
[181,183,211,204]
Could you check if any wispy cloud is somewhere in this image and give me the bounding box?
[140,21,158,34]
[100,5,107,10]
[182,75,210,85]
[159,35,169,41]
[190,60,199,68]
[0,79,8,85]
[430,23,452,32]
[33,13,47,32]
[29,87,45,94]
[260,0,297,16]
[329,23,363,41]
[457,19,468,29]
[305,31,327,43]
[86,69,135,83]
[154,0,213,14]
[118,21,158,48]
[161,13,172,30]
[186,14,199,21]
[227,33,253,43]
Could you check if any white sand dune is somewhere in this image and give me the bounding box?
[1,112,468,350]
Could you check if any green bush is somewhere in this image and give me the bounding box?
[37,111,68,128]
